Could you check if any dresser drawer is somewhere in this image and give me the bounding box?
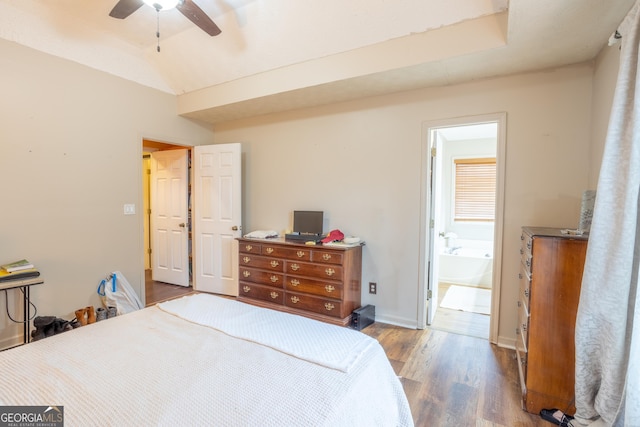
[517,299,529,353]
[237,238,362,327]
[262,245,311,261]
[239,241,262,255]
[285,292,343,318]
[286,261,343,280]
[516,346,528,385]
[285,276,344,299]
[519,268,531,312]
[239,283,284,305]
[520,232,533,258]
[311,250,344,265]
[520,232,533,274]
[239,254,284,271]
[239,267,284,288]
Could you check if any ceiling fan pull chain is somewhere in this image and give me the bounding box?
[156,10,161,52]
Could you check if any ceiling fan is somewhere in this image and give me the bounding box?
[109,0,221,37]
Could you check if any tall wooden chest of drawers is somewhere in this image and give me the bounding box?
[236,238,362,326]
[516,227,588,414]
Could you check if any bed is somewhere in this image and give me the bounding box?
[0,293,413,426]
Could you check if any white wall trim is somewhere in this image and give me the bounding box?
[375,314,419,330]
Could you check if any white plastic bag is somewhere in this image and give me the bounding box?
[97,271,144,315]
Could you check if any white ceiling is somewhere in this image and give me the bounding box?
[0,0,636,124]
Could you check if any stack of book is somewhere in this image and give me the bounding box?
[0,259,42,288]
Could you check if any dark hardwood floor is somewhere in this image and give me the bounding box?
[144,269,195,306]
[362,323,547,427]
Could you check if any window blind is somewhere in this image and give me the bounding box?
[454,157,496,221]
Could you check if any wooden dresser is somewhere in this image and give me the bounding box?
[236,238,362,326]
[516,226,588,414]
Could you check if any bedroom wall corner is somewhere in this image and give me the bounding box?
[0,39,214,348]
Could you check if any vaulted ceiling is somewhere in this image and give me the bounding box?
[0,0,635,124]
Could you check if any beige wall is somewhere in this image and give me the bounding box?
[0,34,621,348]
[0,39,214,348]
[214,63,597,345]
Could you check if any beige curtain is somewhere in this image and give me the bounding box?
[572,1,640,426]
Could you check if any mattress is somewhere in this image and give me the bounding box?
[0,294,413,426]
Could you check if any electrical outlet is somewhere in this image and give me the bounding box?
[369,282,377,294]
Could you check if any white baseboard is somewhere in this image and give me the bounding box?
[496,335,516,349]
[374,314,418,330]
[0,334,23,351]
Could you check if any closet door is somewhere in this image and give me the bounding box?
[150,149,189,286]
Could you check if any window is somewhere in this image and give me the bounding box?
[454,157,496,221]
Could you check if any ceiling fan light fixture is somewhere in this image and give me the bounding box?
[142,0,180,11]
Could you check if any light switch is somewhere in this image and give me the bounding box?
[124,204,136,215]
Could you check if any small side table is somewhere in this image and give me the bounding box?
[0,277,44,345]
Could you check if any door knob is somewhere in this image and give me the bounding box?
[179,223,186,228]
[232,226,239,231]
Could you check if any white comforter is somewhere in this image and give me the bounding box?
[0,294,413,427]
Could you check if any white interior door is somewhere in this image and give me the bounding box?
[427,133,443,325]
[150,149,189,286]
[193,143,242,295]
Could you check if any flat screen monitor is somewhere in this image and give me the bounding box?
[293,211,323,235]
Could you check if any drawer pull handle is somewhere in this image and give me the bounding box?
[290,296,300,304]
[324,303,335,311]
[522,323,527,332]
[517,301,521,307]
[266,247,274,254]
[518,273,523,279]
[525,259,531,268]
[526,242,532,250]
[519,248,524,255]
[245,244,253,252]
[516,327,520,335]
[290,279,300,287]
[297,251,305,258]
[243,256,250,264]
[270,275,279,283]
[270,291,279,299]
[325,268,335,277]
[325,285,335,293]
[322,253,331,261]
[291,264,300,271]
[524,289,529,298]
[243,286,250,293]
[243,271,250,278]
[270,260,279,268]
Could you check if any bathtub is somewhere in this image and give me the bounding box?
[438,239,493,288]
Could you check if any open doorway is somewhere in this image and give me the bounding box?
[141,140,243,305]
[418,113,506,342]
[142,139,195,306]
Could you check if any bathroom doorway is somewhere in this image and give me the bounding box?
[418,113,506,342]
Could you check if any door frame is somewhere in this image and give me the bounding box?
[141,139,193,303]
[417,112,506,344]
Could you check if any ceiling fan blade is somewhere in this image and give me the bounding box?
[176,0,222,36]
[109,0,145,19]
